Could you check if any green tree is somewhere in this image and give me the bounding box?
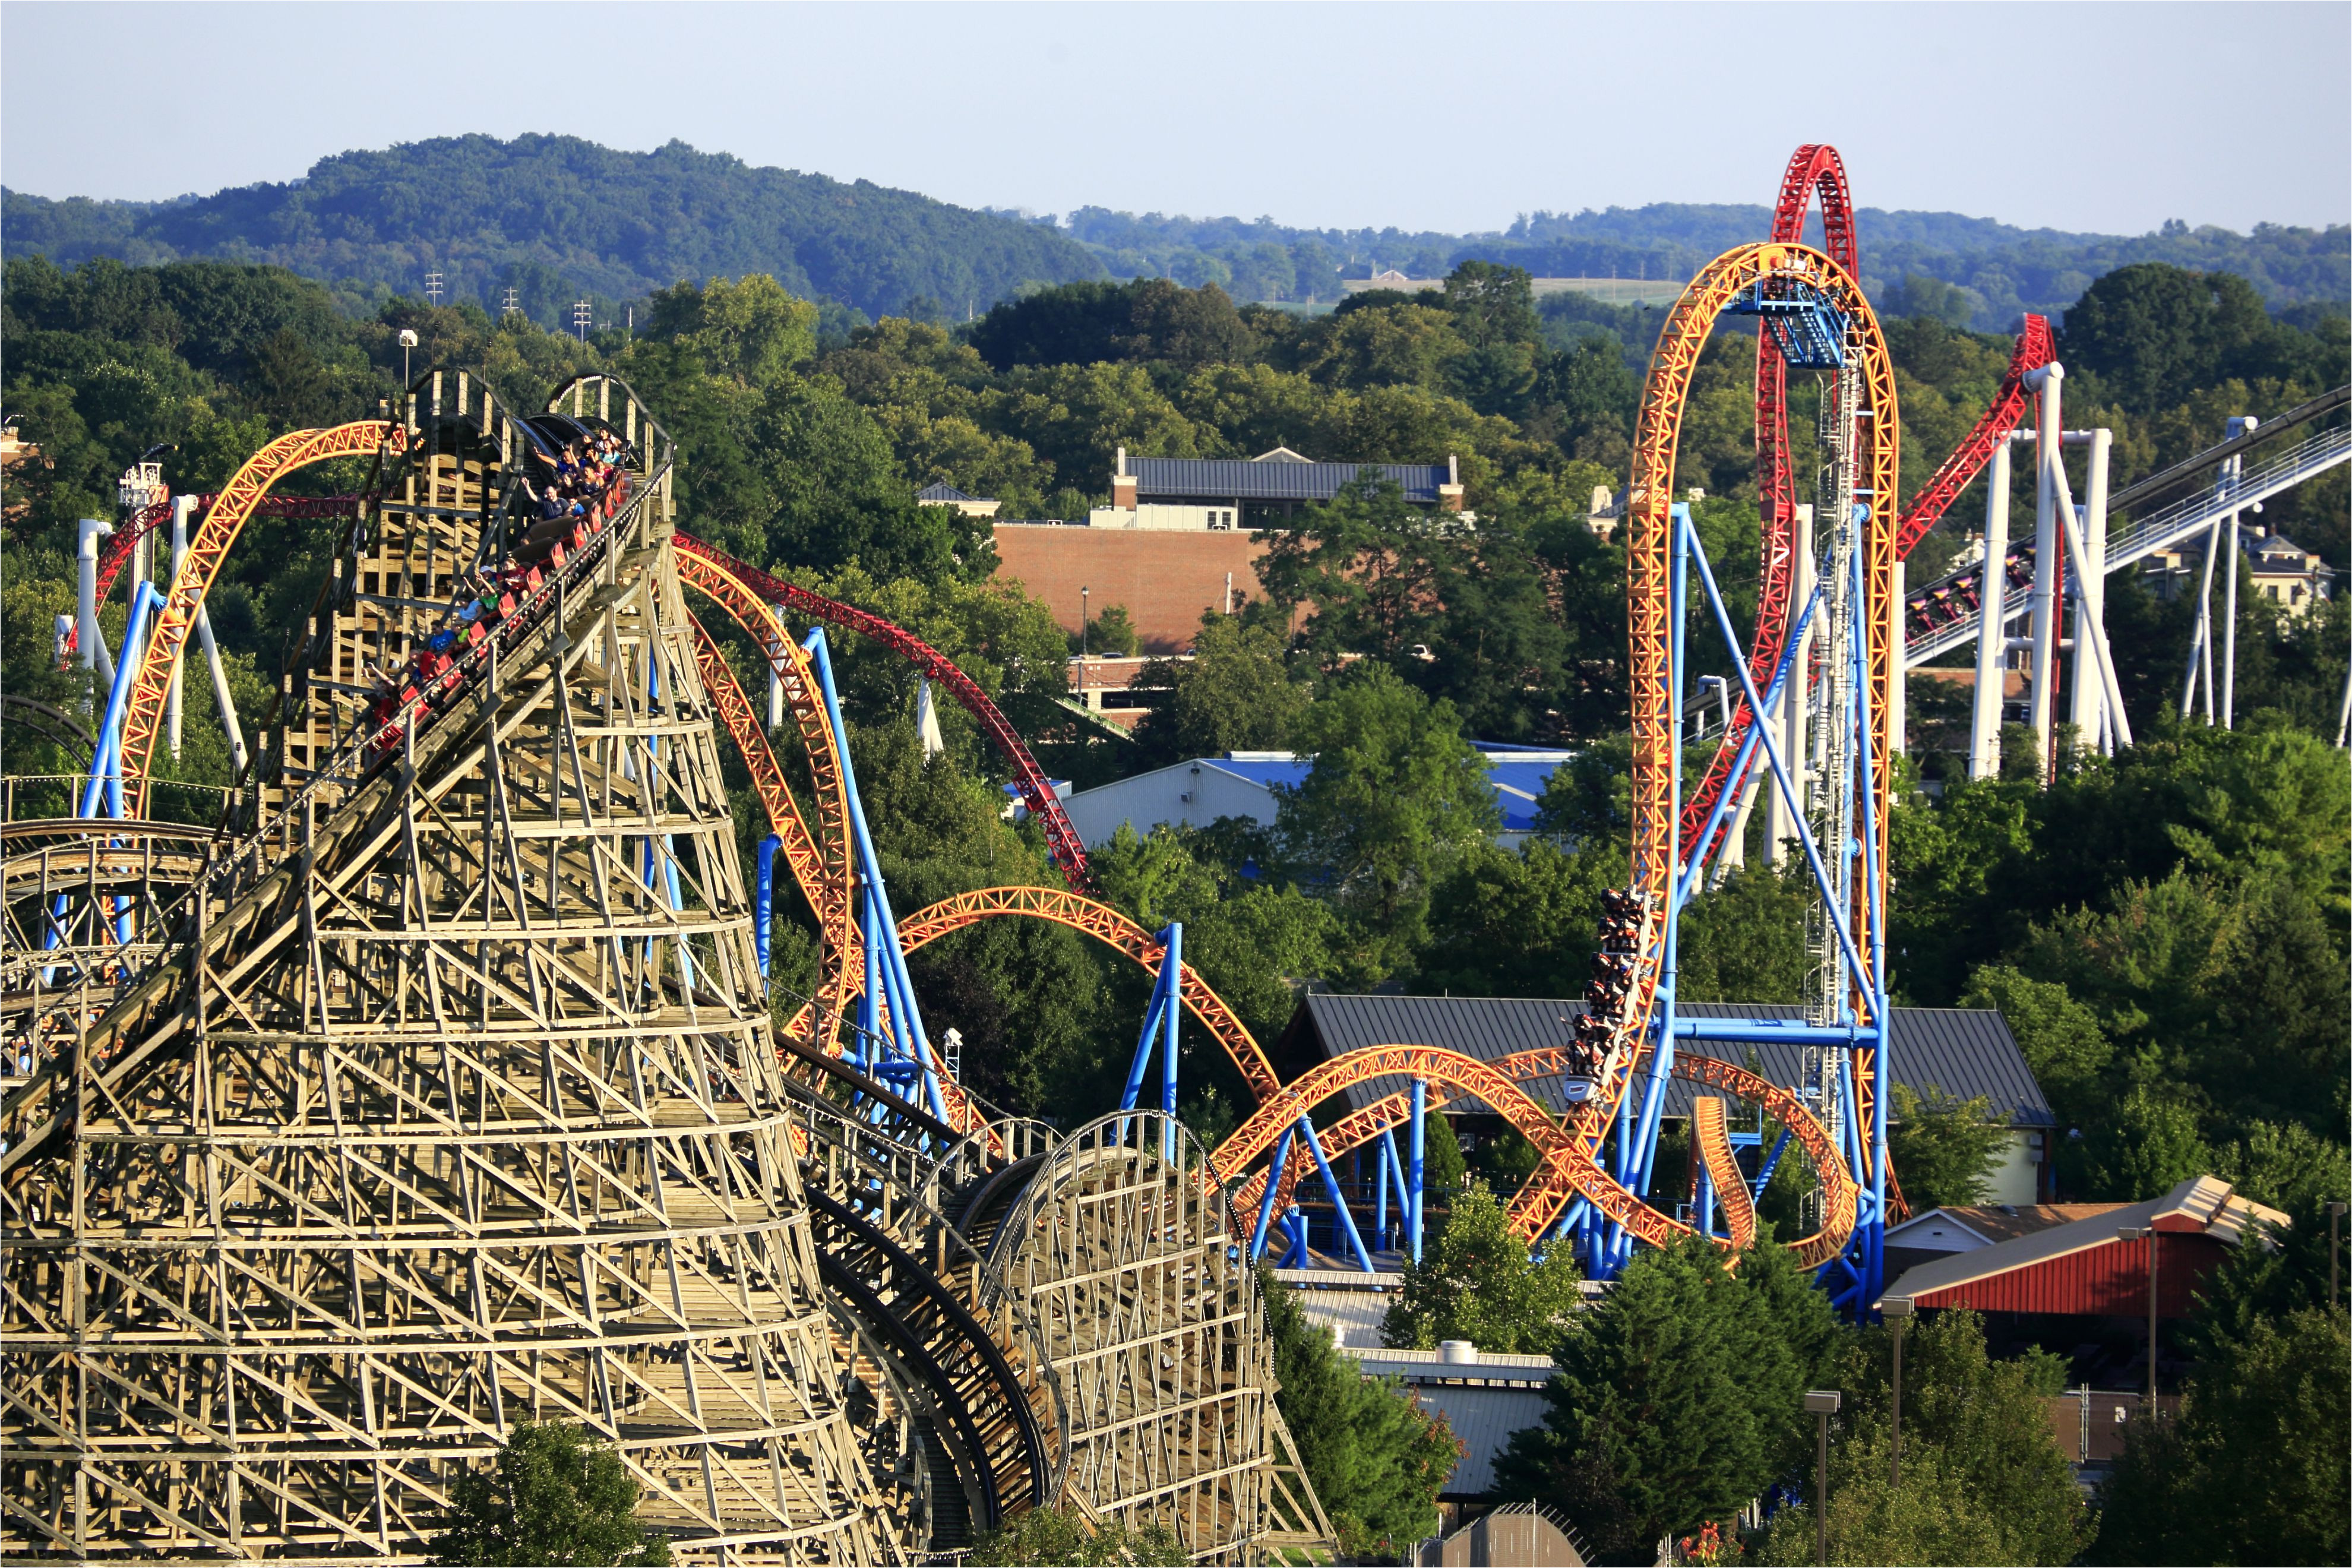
[2093,1307,2351,1566]
[1261,1265,1459,1554]
[1414,839,1617,999]
[1075,603,1140,656]
[966,1507,1188,1566]
[431,1421,669,1566]
[1380,1179,1583,1352]
[1490,1238,1835,1564]
[1274,663,1498,981]
[1806,1310,2085,1565]
[1956,966,2111,1131]
[1127,614,1311,767]
[2060,263,2324,415]
[1754,1432,2010,1566]
[1888,1084,2011,1210]
[2069,1084,2215,1202]
[1677,865,1810,1004]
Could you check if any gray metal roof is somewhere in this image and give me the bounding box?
[915,480,978,502]
[1399,1384,1553,1497]
[1133,456,1449,504]
[1295,994,2054,1128]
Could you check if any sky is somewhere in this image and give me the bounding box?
[3,2,2346,238]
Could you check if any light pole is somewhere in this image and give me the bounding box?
[1804,1389,1840,1566]
[2329,1203,2346,1308]
[397,328,418,387]
[2119,1226,2157,1411]
[1882,1297,1913,1489]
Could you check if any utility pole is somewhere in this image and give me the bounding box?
[425,270,443,306]
[2119,1226,2158,1411]
[2329,1203,2346,1307]
[1804,1389,1841,1564]
[1882,1297,1913,1488]
[573,299,593,343]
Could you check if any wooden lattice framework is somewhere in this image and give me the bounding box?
[4,370,1333,1564]
[979,1112,1331,1560]
[1,379,889,1563]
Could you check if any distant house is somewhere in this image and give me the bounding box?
[914,480,1000,520]
[1055,745,1573,851]
[2244,530,2333,614]
[2142,526,2334,617]
[1088,444,1466,531]
[1278,993,2059,1208]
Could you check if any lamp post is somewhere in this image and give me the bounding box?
[397,328,418,386]
[1882,1297,1914,1489]
[2119,1226,2157,1411]
[1804,1389,1841,1566]
[2329,1202,2346,1308]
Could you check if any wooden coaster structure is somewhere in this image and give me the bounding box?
[0,371,1329,1563]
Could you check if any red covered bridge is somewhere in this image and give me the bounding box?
[1879,1176,2288,1319]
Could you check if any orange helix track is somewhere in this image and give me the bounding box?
[119,421,404,817]
[1692,1096,1759,1250]
[1230,1046,1847,1265]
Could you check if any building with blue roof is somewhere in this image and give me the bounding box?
[1056,745,1572,851]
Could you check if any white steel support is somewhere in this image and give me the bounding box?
[1969,440,2014,778]
[2024,365,2064,769]
[2068,430,2114,750]
[76,517,115,685]
[2221,416,2255,729]
[2048,458,2135,752]
[768,666,784,729]
[1768,504,1814,865]
[193,602,248,776]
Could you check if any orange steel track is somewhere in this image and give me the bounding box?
[1608,242,1897,1205]
[1230,1047,1850,1264]
[119,421,403,815]
[1693,1095,1760,1250]
[894,886,1284,1104]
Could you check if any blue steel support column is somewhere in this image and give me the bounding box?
[1298,1115,1374,1273]
[807,629,949,1122]
[754,836,780,978]
[1852,533,1892,1305]
[1159,924,1181,1160]
[77,583,165,821]
[1251,1130,1294,1262]
[1408,1080,1427,1264]
[1375,1137,1392,1247]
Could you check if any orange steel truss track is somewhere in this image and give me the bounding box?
[119,421,403,815]
[894,885,1284,1103]
[887,889,1860,1263]
[1608,241,1898,1198]
[1205,1044,1857,1267]
[1693,1095,1760,1250]
[1232,1046,1852,1266]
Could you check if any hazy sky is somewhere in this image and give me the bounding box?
[4,2,2346,237]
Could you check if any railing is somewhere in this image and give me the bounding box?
[1903,422,2352,667]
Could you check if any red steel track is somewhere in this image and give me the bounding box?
[1677,146,2055,864]
[671,533,1094,892]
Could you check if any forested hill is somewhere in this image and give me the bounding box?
[10,131,2342,336]
[1,134,1108,325]
[1063,203,2351,332]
